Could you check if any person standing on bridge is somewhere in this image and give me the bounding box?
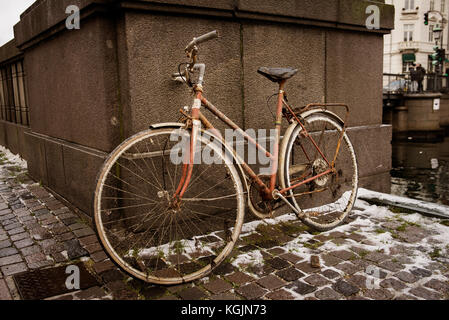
[415,63,426,93]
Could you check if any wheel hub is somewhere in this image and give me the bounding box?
[158,191,181,213]
[249,175,276,215]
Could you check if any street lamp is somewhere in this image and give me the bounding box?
[433,26,444,91]
[433,25,443,42]
[425,10,446,91]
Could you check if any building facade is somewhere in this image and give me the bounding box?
[384,0,449,76]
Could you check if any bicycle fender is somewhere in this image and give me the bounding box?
[149,122,184,129]
[281,109,346,144]
[300,109,345,125]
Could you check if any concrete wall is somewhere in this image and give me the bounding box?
[404,94,441,131]
[0,121,30,159]
[441,94,449,128]
[0,0,395,216]
[23,15,120,152]
[24,132,106,214]
[0,39,22,64]
[385,93,448,140]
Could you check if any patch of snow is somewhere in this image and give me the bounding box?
[358,188,449,218]
[196,276,209,284]
[231,250,264,269]
[400,213,423,224]
[406,252,433,270]
[61,251,69,260]
[0,145,27,168]
[362,203,396,220]
[353,199,373,210]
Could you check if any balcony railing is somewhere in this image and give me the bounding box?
[399,41,419,51]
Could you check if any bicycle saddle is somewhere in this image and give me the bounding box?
[257,67,298,82]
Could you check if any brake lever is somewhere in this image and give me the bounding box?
[186,46,198,69]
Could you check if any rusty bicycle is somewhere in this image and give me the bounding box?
[93,31,358,285]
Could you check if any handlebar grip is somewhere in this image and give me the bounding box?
[185,30,219,52]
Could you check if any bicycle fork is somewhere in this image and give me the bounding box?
[173,94,202,204]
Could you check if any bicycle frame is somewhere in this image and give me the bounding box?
[173,80,347,202]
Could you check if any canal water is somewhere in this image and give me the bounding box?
[391,137,449,206]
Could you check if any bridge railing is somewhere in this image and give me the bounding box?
[383,73,449,94]
[425,73,449,93]
[383,73,409,94]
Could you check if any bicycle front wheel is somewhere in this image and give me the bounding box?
[94,127,245,285]
[280,111,358,231]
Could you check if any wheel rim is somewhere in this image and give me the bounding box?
[284,114,358,230]
[94,128,244,284]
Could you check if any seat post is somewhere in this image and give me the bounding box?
[268,79,287,193]
[278,79,286,92]
[276,79,286,125]
[275,79,286,123]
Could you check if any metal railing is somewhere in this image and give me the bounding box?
[0,59,29,126]
[383,72,449,94]
[426,73,449,92]
[383,73,409,94]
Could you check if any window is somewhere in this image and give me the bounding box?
[0,60,29,126]
[405,0,415,10]
[404,24,414,42]
[442,0,446,12]
[429,24,435,42]
[402,53,416,73]
[402,61,415,73]
[430,0,435,11]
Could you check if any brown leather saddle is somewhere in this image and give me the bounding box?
[257,67,298,83]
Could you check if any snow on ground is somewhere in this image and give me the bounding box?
[1,143,448,299]
[358,188,449,218]
[91,179,449,289]
[0,145,27,168]
[229,192,449,299]
[231,250,265,270]
[0,145,34,192]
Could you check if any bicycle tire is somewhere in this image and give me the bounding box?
[94,126,245,284]
[279,111,358,231]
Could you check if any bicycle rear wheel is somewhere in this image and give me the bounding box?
[94,127,245,284]
[280,111,358,231]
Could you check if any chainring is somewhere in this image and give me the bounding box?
[249,175,277,217]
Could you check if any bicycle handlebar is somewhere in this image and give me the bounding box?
[185,30,219,52]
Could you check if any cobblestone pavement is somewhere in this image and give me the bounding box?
[0,147,449,300]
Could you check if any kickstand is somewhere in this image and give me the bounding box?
[273,190,306,218]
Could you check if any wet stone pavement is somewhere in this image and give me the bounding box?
[0,148,449,300]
